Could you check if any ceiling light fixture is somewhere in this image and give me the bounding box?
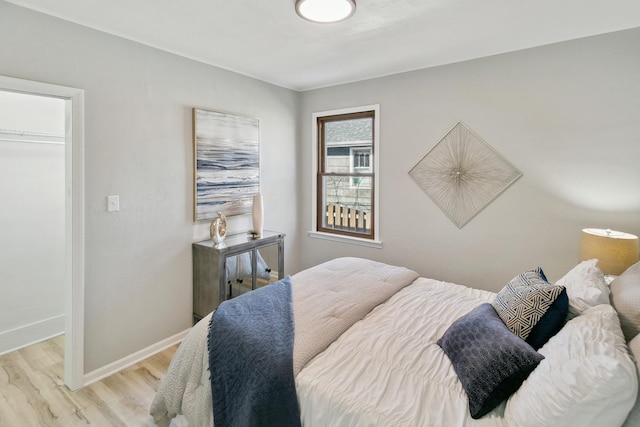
[295,0,356,24]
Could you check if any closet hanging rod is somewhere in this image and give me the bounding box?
[0,129,64,145]
[0,137,64,145]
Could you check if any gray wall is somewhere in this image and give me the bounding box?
[0,2,300,372]
[299,28,640,291]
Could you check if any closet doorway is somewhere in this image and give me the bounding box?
[0,76,85,390]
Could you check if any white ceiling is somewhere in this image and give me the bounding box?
[7,0,640,91]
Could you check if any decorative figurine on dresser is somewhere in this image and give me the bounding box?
[209,211,227,245]
[192,230,285,324]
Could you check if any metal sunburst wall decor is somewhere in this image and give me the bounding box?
[409,122,522,228]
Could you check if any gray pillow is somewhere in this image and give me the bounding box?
[438,303,544,419]
[610,261,640,341]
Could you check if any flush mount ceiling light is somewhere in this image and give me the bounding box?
[295,0,356,23]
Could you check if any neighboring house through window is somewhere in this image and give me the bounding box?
[310,105,380,246]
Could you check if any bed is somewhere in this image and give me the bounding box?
[150,257,640,427]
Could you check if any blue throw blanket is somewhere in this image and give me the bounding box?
[208,276,301,427]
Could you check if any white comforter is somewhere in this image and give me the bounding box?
[150,257,638,427]
[296,277,506,427]
[150,257,419,426]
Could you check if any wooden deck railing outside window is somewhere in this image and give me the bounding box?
[325,203,371,233]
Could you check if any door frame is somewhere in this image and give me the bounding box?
[0,75,85,390]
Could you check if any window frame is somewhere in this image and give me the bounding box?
[309,105,382,248]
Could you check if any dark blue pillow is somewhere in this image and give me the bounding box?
[437,303,544,419]
[526,288,569,349]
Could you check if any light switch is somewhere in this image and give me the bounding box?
[107,195,120,212]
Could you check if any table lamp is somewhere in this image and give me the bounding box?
[580,228,639,280]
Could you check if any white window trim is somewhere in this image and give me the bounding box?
[309,104,382,248]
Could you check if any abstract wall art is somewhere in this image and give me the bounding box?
[193,108,260,221]
[409,122,522,228]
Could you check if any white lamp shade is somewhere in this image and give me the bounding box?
[580,228,639,276]
[295,0,356,23]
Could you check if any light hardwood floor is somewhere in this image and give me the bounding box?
[0,336,179,427]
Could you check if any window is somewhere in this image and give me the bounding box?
[350,147,371,186]
[352,148,370,168]
[313,107,378,242]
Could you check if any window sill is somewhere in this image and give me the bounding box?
[308,231,383,249]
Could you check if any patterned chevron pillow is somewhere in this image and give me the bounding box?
[493,268,567,348]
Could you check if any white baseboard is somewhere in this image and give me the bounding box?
[0,314,65,356]
[83,328,189,387]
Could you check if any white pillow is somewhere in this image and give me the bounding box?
[623,333,640,427]
[556,259,609,315]
[505,304,637,427]
[610,262,640,341]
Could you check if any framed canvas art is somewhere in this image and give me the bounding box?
[193,108,260,221]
